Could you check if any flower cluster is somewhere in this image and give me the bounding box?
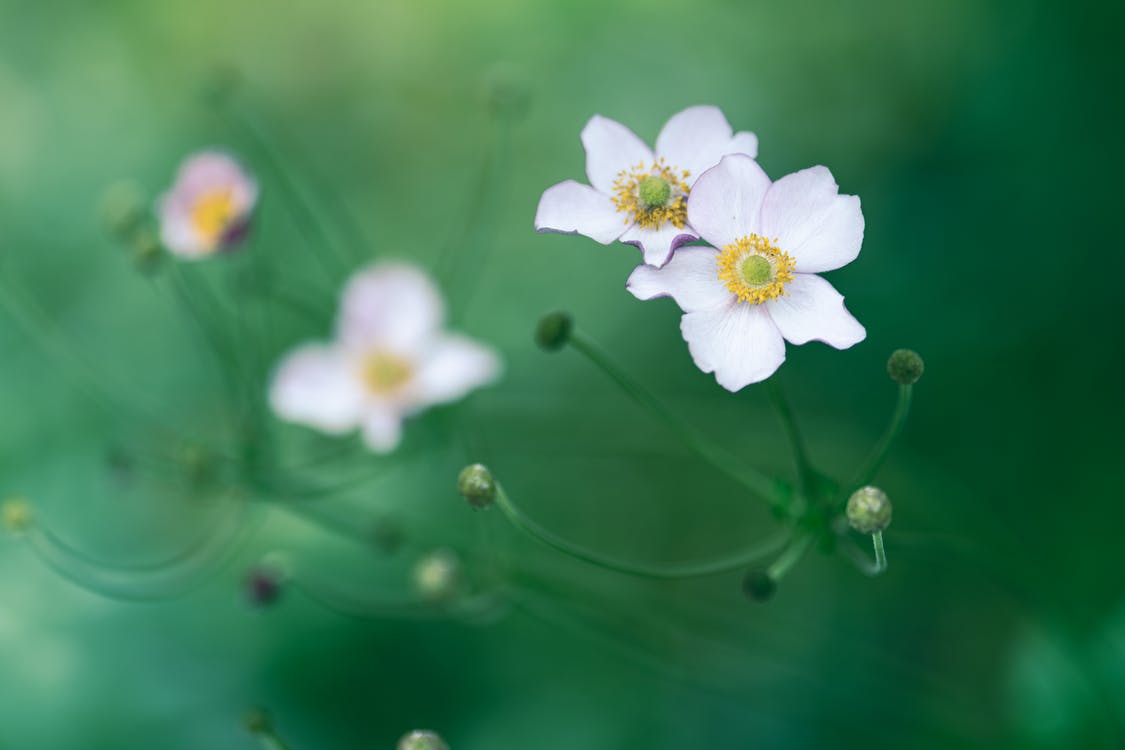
[536,106,865,390]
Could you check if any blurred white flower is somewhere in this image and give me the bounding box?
[157,151,257,259]
[535,106,757,267]
[627,154,865,391]
[270,262,501,453]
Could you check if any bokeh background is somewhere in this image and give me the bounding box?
[1,0,1123,747]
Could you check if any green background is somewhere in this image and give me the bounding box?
[1,0,1122,747]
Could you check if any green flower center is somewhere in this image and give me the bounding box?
[638,175,671,208]
[739,255,773,286]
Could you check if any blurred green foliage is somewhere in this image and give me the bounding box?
[1,0,1123,747]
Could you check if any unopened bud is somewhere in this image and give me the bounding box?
[535,311,572,351]
[846,486,892,534]
[398,730,449,750]
[244,566,284,607]
[99,181,146,238]
[887,349,924,385]
[1,497,32,534]
[484,63,531,122]
[742,569,776,602]
[457,464,496,509]
[412,549,461,603]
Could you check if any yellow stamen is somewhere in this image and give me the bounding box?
[716,234,796,305]
[361,351,413,395]
[611,158,690,230]
[191,188,237,248]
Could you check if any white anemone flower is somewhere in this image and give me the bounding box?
[627,154,866,391]
[534,106,758,267]
[157,151,257,259]
[269,262,502,453]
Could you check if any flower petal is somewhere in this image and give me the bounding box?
[337,262,444,353]
[269,344,365,433]
[686,154,771,249]
[656,106,758,181]
[581,115,654,195]
[759,166,864,273]
[767,274,865,348]
[414,334,502,407]
[728,131,759,160]
[681,302,786,391]
[626,246,731,313]
[361,409,404,453]
[619,223,698,267]
[534,180,626,244]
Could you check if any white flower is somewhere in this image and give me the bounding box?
[534,106,758,267]
[157,151,257,259]
[269,262,502,453]
[627,154,866,391]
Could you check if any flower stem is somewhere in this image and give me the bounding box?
[765,377,818,497]
[492,483,790,579]
[567,329,786,509]
[219,99,355,279]
[766,532,813,581]
[850,383,913,493]
[837,529,888,577]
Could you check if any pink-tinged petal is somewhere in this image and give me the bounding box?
[656,105,759,182]
[619,223,698,267]
[681,302,786,391]
[269,344,365,433]
[727,131,759,160]
[534,180,626,244]
[759,166,864,273]
[767,274,865,349]
[686,154,772,249]
[337,262,444,353]
[157,150,258,259]
[413,335,502,408]
[581,115,654,195]
[626,246,731,313]
[361,409,404,453]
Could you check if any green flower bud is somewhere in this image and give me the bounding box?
[484,63,531,122]
[243,707,273,735]
[846,486,892,534]
[742,570,776,602]
[457,464,496,509]
[398,730,450,750]
[887,349,924,385]
[412,549,462,603]
[1,497,32,534]
[535,311,572,352]
[99,181,146,239]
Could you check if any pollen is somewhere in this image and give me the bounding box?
[612,158,690,230]
[716,234,796,304]
[361,351,413,395]
[191,188,237,247]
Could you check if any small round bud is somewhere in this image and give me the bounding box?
[244,566,284,607]
[99,181,145,238]
[484,63,531,122]
[742,570,776,602]
[398,730,449,750]
[2,497,32,534]
[535,311,572,352]
[846,486,892,534]
[887,349,924,385]
[457,464,496,509]
[372,516,405,555]
[412,549,462,603]
[243,707,273,735]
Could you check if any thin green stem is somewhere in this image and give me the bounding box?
[850,383,913,493]
[253,729,291,750]
[872,530,887,572]
[765,378,818,497]
[567,329,785,509]
[493,483,790,579]
[766,532,813,581]
[219,99,354,279]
